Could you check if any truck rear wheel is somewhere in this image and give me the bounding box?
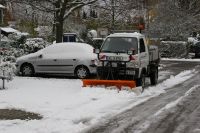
[150,67,158,85]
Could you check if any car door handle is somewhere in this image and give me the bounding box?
[73,59,76,61]
[53,59,57,61]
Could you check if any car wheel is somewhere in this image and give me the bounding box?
[21,64,35,76]
[75,66,90,79]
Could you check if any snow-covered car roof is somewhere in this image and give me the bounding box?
[17,42,96,61]
[51,42,94,53]
[0,4,5,8]
[42,42,95,57]
[107,32,144,38]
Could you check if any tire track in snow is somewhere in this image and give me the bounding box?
[134,85,200,133]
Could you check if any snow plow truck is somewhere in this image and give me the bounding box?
[82,32,160,91]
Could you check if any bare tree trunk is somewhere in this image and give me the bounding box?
[56,20,63,43]
[9,0,98,42]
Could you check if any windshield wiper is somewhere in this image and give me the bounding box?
[101,50,112,53]
[113,50,126,53]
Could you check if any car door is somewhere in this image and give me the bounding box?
[35,44,77,74]
[139,38,149,68]
[34,46,60,73]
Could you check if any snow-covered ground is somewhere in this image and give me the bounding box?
[162,58,200,62]
[0,68,196,133]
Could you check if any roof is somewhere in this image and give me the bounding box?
[1,27,19,33]
[0,27,29,36]
[0,27,20,36]
[0,4,5,9]
[108,32,144,38]
[63,33,77,35]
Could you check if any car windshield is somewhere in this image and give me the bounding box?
[101,37,138,54]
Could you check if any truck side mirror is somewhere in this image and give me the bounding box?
[93,49,100,54]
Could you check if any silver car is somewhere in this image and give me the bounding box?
[16,42,97,78]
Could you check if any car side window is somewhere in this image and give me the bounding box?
[140,38,145,53]
[44,45,69,56]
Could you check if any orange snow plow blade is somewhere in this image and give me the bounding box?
[82,79,136,90]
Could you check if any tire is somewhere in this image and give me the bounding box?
[75,66,90,79]
[150,67,158,85]
[195,53,200,58]
[136,73,145,92]
[21,64,35,76]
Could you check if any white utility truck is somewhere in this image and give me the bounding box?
[93,32,160,89]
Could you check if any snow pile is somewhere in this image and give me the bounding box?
[0,68,196,133]
[162,58,200,62]
[0,33,27,62]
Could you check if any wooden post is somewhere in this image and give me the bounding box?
[2,70,5,89]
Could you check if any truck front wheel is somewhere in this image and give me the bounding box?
[150,68,158,85]
[136,73,145,92]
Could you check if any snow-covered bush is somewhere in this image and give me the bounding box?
[19,38,50,54]
[159,41,189,58]
[35,26,53,41]
[8,33,28,48]
[1,47,25,62]
[188,37,199,45]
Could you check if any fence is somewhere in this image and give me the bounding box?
[0,70,12,90]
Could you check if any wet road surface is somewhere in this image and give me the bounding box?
[82,60,200,133]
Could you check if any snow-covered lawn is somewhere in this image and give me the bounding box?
[0,69,196,133]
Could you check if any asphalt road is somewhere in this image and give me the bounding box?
[82,60,200,133]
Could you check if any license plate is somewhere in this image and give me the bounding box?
[112,63,117,67]
[126,70,135,75]
[106,56,123,61]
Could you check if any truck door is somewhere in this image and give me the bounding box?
[139,38,149,68]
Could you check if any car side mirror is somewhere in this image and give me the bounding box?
[127,49,135,55]
[38,54,43,58]
[93,49,100,54]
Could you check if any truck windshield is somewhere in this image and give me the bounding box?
[101,37,138,54]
